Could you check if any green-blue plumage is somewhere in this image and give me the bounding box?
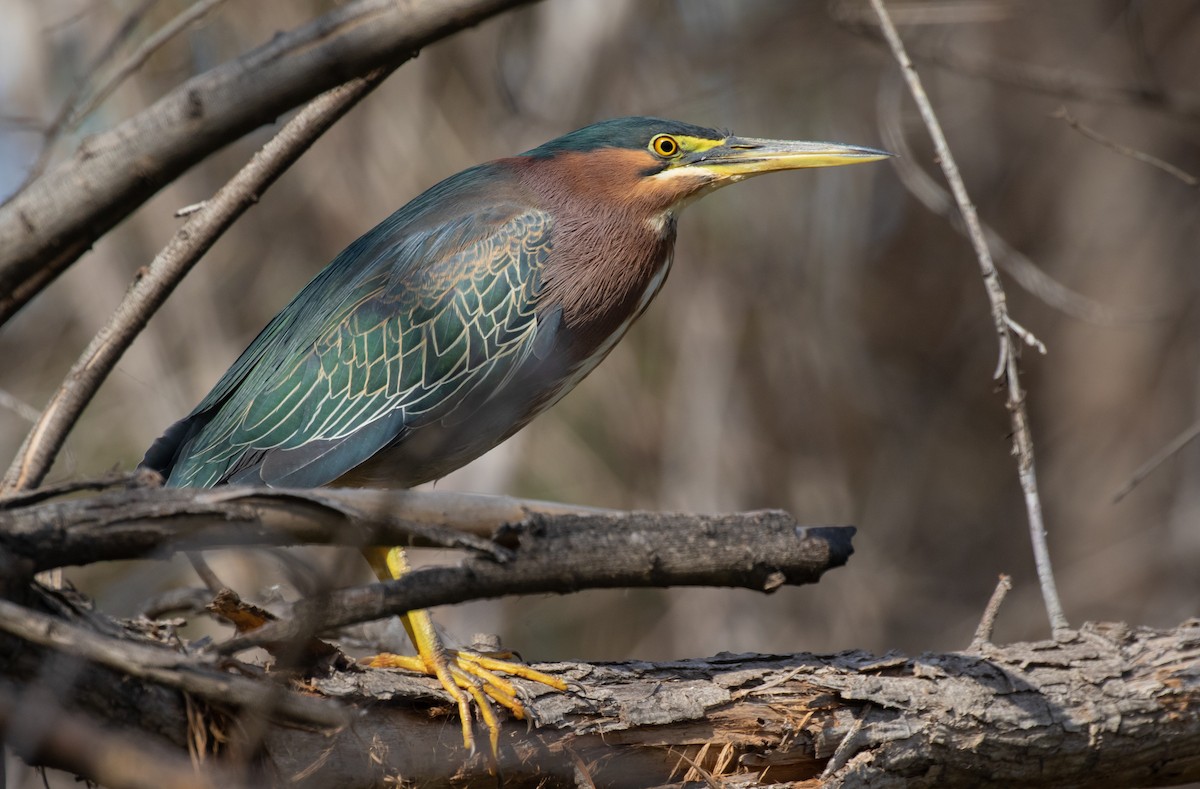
[143,117,714,489]
[135,116,892,753]
[145,168,555,488]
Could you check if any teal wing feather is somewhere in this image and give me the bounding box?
[154,199,554,488]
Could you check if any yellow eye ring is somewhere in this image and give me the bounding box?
[651,134,680,158]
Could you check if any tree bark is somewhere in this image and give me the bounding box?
[290,620,1200,788]
[3,587,1197,788]
[1,484,1196,788]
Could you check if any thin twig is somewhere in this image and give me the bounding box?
[12,0,161,196]
[1005,316,1047,355]
[0,598,345,727]
[836,6,1200,122]
[43,4,102,33]
[1052,107,1198,187]
[969,573,1013,650]
[0,389,40,423]
[186,553,227,594]
[0,0,540,326]
[1114,420,1200,502]
[876,74,1165,327]
[0,68,395,494]
[65,0,232,133]
[175,200,207,217]
[0,115,44,132]
[832,0,1012,26]
[869,0,1069,636]
[139,587,214,620]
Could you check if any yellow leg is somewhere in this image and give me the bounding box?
[362,546,567,756]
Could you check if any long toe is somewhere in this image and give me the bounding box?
[365,648,568,757]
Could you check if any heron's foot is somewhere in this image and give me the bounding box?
[366,648,567,756]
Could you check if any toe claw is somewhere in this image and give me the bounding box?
[364,610,564,758]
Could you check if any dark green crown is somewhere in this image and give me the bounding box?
[522,117,726,158]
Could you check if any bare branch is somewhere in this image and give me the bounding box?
[13,0,160,193]
[0,388,39,423]
[1005,315,1046,355]
[1051,106,1198,187]
[0,597,346,728]
[834,5,1200,121]
[1,66,394,493]
[920,44,1200,120]
[0,483,581,570]
[0,481,1192,787]
[7,593,1200,787]
[1114,419,1200,502]
[868,0,1068,636]
[0,0,540,325]
[216,510,854,651]
[64,0,233,135]
[876,74,1165,327]
[0,491,852,785]
[969,573,1012,650]
[0,483,854,632]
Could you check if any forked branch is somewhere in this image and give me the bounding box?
[868,0,1068,635]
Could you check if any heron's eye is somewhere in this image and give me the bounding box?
[651,134,680,158]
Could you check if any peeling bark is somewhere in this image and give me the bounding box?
[2,588,1198,787]
[0,486,1196,787]
[264,621,1200,787]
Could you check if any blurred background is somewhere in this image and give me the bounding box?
[1,0,1198,680]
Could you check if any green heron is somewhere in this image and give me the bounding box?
[142,116,889,754]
